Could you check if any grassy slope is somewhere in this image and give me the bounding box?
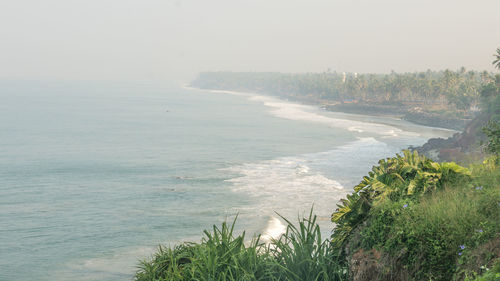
[345,158,500,280]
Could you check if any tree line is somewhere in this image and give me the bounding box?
[192,69,499,113]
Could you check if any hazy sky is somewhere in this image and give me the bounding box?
[1,0,499,82]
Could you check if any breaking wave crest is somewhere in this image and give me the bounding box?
[207,89,416,137]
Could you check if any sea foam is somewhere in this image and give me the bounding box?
[208,89,418,138]
[222,136,399,239]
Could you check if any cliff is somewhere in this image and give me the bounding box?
[414,113,491,163]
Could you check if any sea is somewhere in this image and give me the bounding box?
[0,81,454,280]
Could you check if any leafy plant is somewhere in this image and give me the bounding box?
[331,150,471,248]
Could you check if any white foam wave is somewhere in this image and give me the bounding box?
[348,126,364,133]
[204,89,415,137]
[222,149,347,239]
[221,137,402,238]
[258,97,412,137]
[224,158,343,195]
[261,217,287,242]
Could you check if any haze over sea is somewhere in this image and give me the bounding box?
[0,81,453,280]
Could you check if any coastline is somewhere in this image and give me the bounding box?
[186,84,469,131]
[186,85,458,136]
[187,85,476,163]
[184,85,458,239]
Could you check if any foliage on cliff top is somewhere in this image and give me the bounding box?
[331,150,471,248]
[331,149,500,280]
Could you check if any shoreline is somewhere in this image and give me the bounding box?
[186,85,474,163]
[186,85,458,136]
[186,85,469,131]
[187,85,467,162]
[281,96,470,131]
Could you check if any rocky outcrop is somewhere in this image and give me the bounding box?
[413,113,491,163]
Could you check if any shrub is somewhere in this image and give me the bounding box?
[331,150,499,280]
[135,210,346,281]
[331,150,471,249]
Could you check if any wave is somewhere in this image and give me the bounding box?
[223,154,345,239]
[204,89,417,137]
[221,137,402,239]
[250,95,417,137]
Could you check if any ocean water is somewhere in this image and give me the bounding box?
[0,81,454,280]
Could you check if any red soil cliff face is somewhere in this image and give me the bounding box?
[416,113,491,163]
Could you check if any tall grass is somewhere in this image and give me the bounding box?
[269,210,345,281]
[396,183,499,280]
[135,211,346,281]
[135,217,272,281]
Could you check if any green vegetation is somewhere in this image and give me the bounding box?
[331,150,472,248]
[467,259,500,280]
[493,48,500,70]
[135,211,345,281]
[330,151,499,280]
[479,73,500,119]
[135,218,271,281]
[191,69,497,118]
[477,71,500,160]
[482,121,500,156]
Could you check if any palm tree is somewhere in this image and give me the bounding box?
[493,48,500,70]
